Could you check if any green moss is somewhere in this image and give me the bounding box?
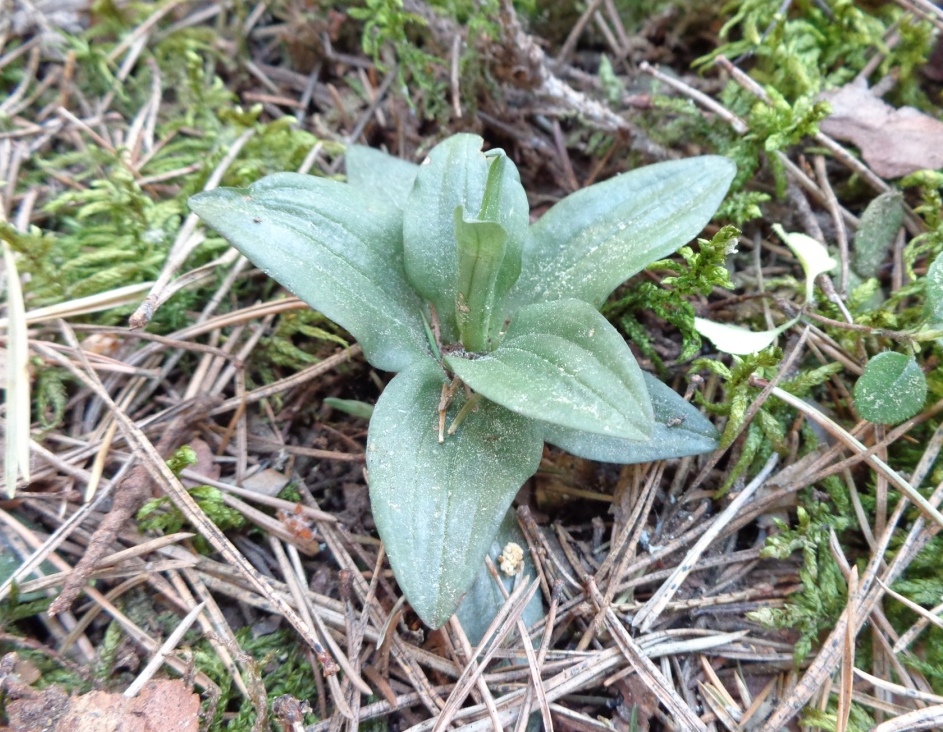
[605,225,740,369]
[700,0,932,104]
[196,628,323,730]
[750,501,851,664]
[7,9,334,334]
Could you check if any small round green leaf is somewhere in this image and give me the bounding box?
[854,352,927,424]
[925,253,943,327]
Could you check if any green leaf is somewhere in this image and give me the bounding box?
[854,352,927,424]
[402,134,490,338]
[445,299,653,440]
[925,253,943,327]
[511,156,736,309]
[345,144,419,210]
[454,209,509,352]
[478,149,528,291]
[323,397,374,420]
[453,150,529,352]
[454,510,545,646]
[542,373,718,463]
[189,174,429,373]
[367,360,543,628]
[853,191,903,279]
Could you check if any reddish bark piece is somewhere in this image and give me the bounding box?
[5,685,71,731]
[818,82,943,178]
[5,680,199,732]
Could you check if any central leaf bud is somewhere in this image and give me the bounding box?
[402,135,528,351]
[454,150,526,353]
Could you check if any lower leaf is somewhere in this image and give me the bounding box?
[454,510,545,646]
[445,299,653,440]
[542,373,718,463]
[366,359,543,628]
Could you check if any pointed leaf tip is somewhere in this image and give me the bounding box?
[189,174,430,372]
[543,373,718,463]
[513,155,737,308]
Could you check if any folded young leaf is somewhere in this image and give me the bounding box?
[511,156,736,309]
[541,373,718,463]
[190,174,429,373]
[345,144,420,211]
[454,209,509,352]
[478,149,528,295]
[402,134,490,340]
[367,359,543,628]
[444,299,653,440]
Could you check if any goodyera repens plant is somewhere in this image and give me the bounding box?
[190,134,736,627]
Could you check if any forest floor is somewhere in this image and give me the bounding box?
[3,0,943,730]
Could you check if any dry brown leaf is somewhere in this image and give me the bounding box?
[241,467,290,497]
[612,674,656,732]
[818,82,943,178]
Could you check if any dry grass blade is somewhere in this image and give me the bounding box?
[757,571,857,731]
[770,386,943,530]
[514,580,562,732]
[208,344,362,416]
[285,542,372,697]
[84,420,116,502]
[633,453,779,631]
[2,236,30,498]
[855,668,943,705]
[123,601,206,698]
[894,591,943,653]
[30,335,363,697]
[458,650,628,731]
[837,568,858,732]
[446,616,504,730]
[129,128,255,329]
[586,578,709,732]
[429,577,540,732]
[0,282,155,328]
[698,679,742,731]
[872,704,943,732]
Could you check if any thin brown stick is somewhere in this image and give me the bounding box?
[48,393,218,616]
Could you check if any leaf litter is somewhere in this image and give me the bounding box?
[818,81,943,178]
[2,0,943,730]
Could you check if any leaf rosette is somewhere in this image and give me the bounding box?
[190,134,736,627]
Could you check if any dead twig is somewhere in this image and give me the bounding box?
[48,392,219,616]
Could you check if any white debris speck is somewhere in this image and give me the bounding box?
[498,542,525,576]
